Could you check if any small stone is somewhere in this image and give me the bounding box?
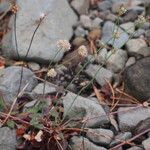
[142,138,150,150]
[125,57,136,67]
[85,64,114,86]
[32,83,56,95]
[86,128,114,146]
[126,39,149,56]
[88,28,101,41]
[106,49,128,73]
[98,0,112,11]
[101,21,129,49]
[110,132,132,147]
[0,127,16,150]
[105,13,119,22]
[63,92,109,128]
[127,146,143,150]
[0,66,37,104]
[123,10,138,22]
[133,29,145,38]
[96,48,108,64]
[91,17,103,28]
[124,57,150,101]
[72,37,87,47]
[71,0,89,15]
[24,99,38,108]
[120,22,135,34]
[80,15,92,29]
[70,136,107,150]
[28,62,40,71]
[74,26,87,37]
[117,107,150,131]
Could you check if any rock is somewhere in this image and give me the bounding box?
[105,13,119,22]
[71,0,89,15]
[0,127,16,150]
[28,62,40,71]
[63,92,109,128]
[85,64,114,86]
[123,10,138,22]
[74,26,87,37]
[125,57,136,67]
[98,1,112,11]
[96,48,108,64]
[0,0,10,14]
[106,49,128,73]
[80,15,92,29]
[120,22,135,35]
[110,132,132,147]
[117,107,150,131]
[0,66,37,104]
[70,136,107,150]
[126,39,149,56]
[32,83,56,95]
[101,21,129,49]
[142,138,150,150]
[72,37,87,47]
[88,28,101,41]
[123,57,150,101]
[145,29,150,40]
[2,0,77,63]
[86,128,114,146]
[91,17,103,28]
[133,29,145,38]
[127,146,143,150]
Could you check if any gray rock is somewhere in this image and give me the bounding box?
[126,39,149,56]
[125,57,136,67]
[71,0,89,15]
[0,0,10,14]
[0,66,37,104]
[123,10,138,22]
[127,146,143,150]
[0,127,16,150]
[70,136,107,150]
[120,22,135,35]
[80,15,92,29]
[28,62,40,71]
[32,83,56,95]
[106,49,128,73]
[2,0,77,63]
[98,1,112,11]
[91,17,103,28]
[74,26,87,37]
[105,13,119,22]
[85,64,113,86]
[133,29,145,38]
[110,132,132,147]
[142,138,150,150]
[101,21,129,49]
[117,107,150,131]
[63,92,109,128]
[86,128,114,146]
[96,48,108,64]
[145,29,150,39]
[123,57,150,101]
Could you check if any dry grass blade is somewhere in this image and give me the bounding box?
[93,85,105,103]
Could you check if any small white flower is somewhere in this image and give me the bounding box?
[35,130,43,142]
[23,134,31,141]
[40,13,46,19]
[78,45,88,57]
[135,15,146,27]
[113,29,120,39]
[47,68,57,78]
[57,40,71,51]
[118,6,127,16]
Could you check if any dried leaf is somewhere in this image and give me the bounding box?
[35,130,43,142]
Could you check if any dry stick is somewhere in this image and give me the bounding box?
[109,128,150,150]
[1,83,29,125]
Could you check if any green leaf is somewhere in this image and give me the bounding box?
[6,120,15,128]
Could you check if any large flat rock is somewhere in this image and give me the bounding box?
[2,0,77,63]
